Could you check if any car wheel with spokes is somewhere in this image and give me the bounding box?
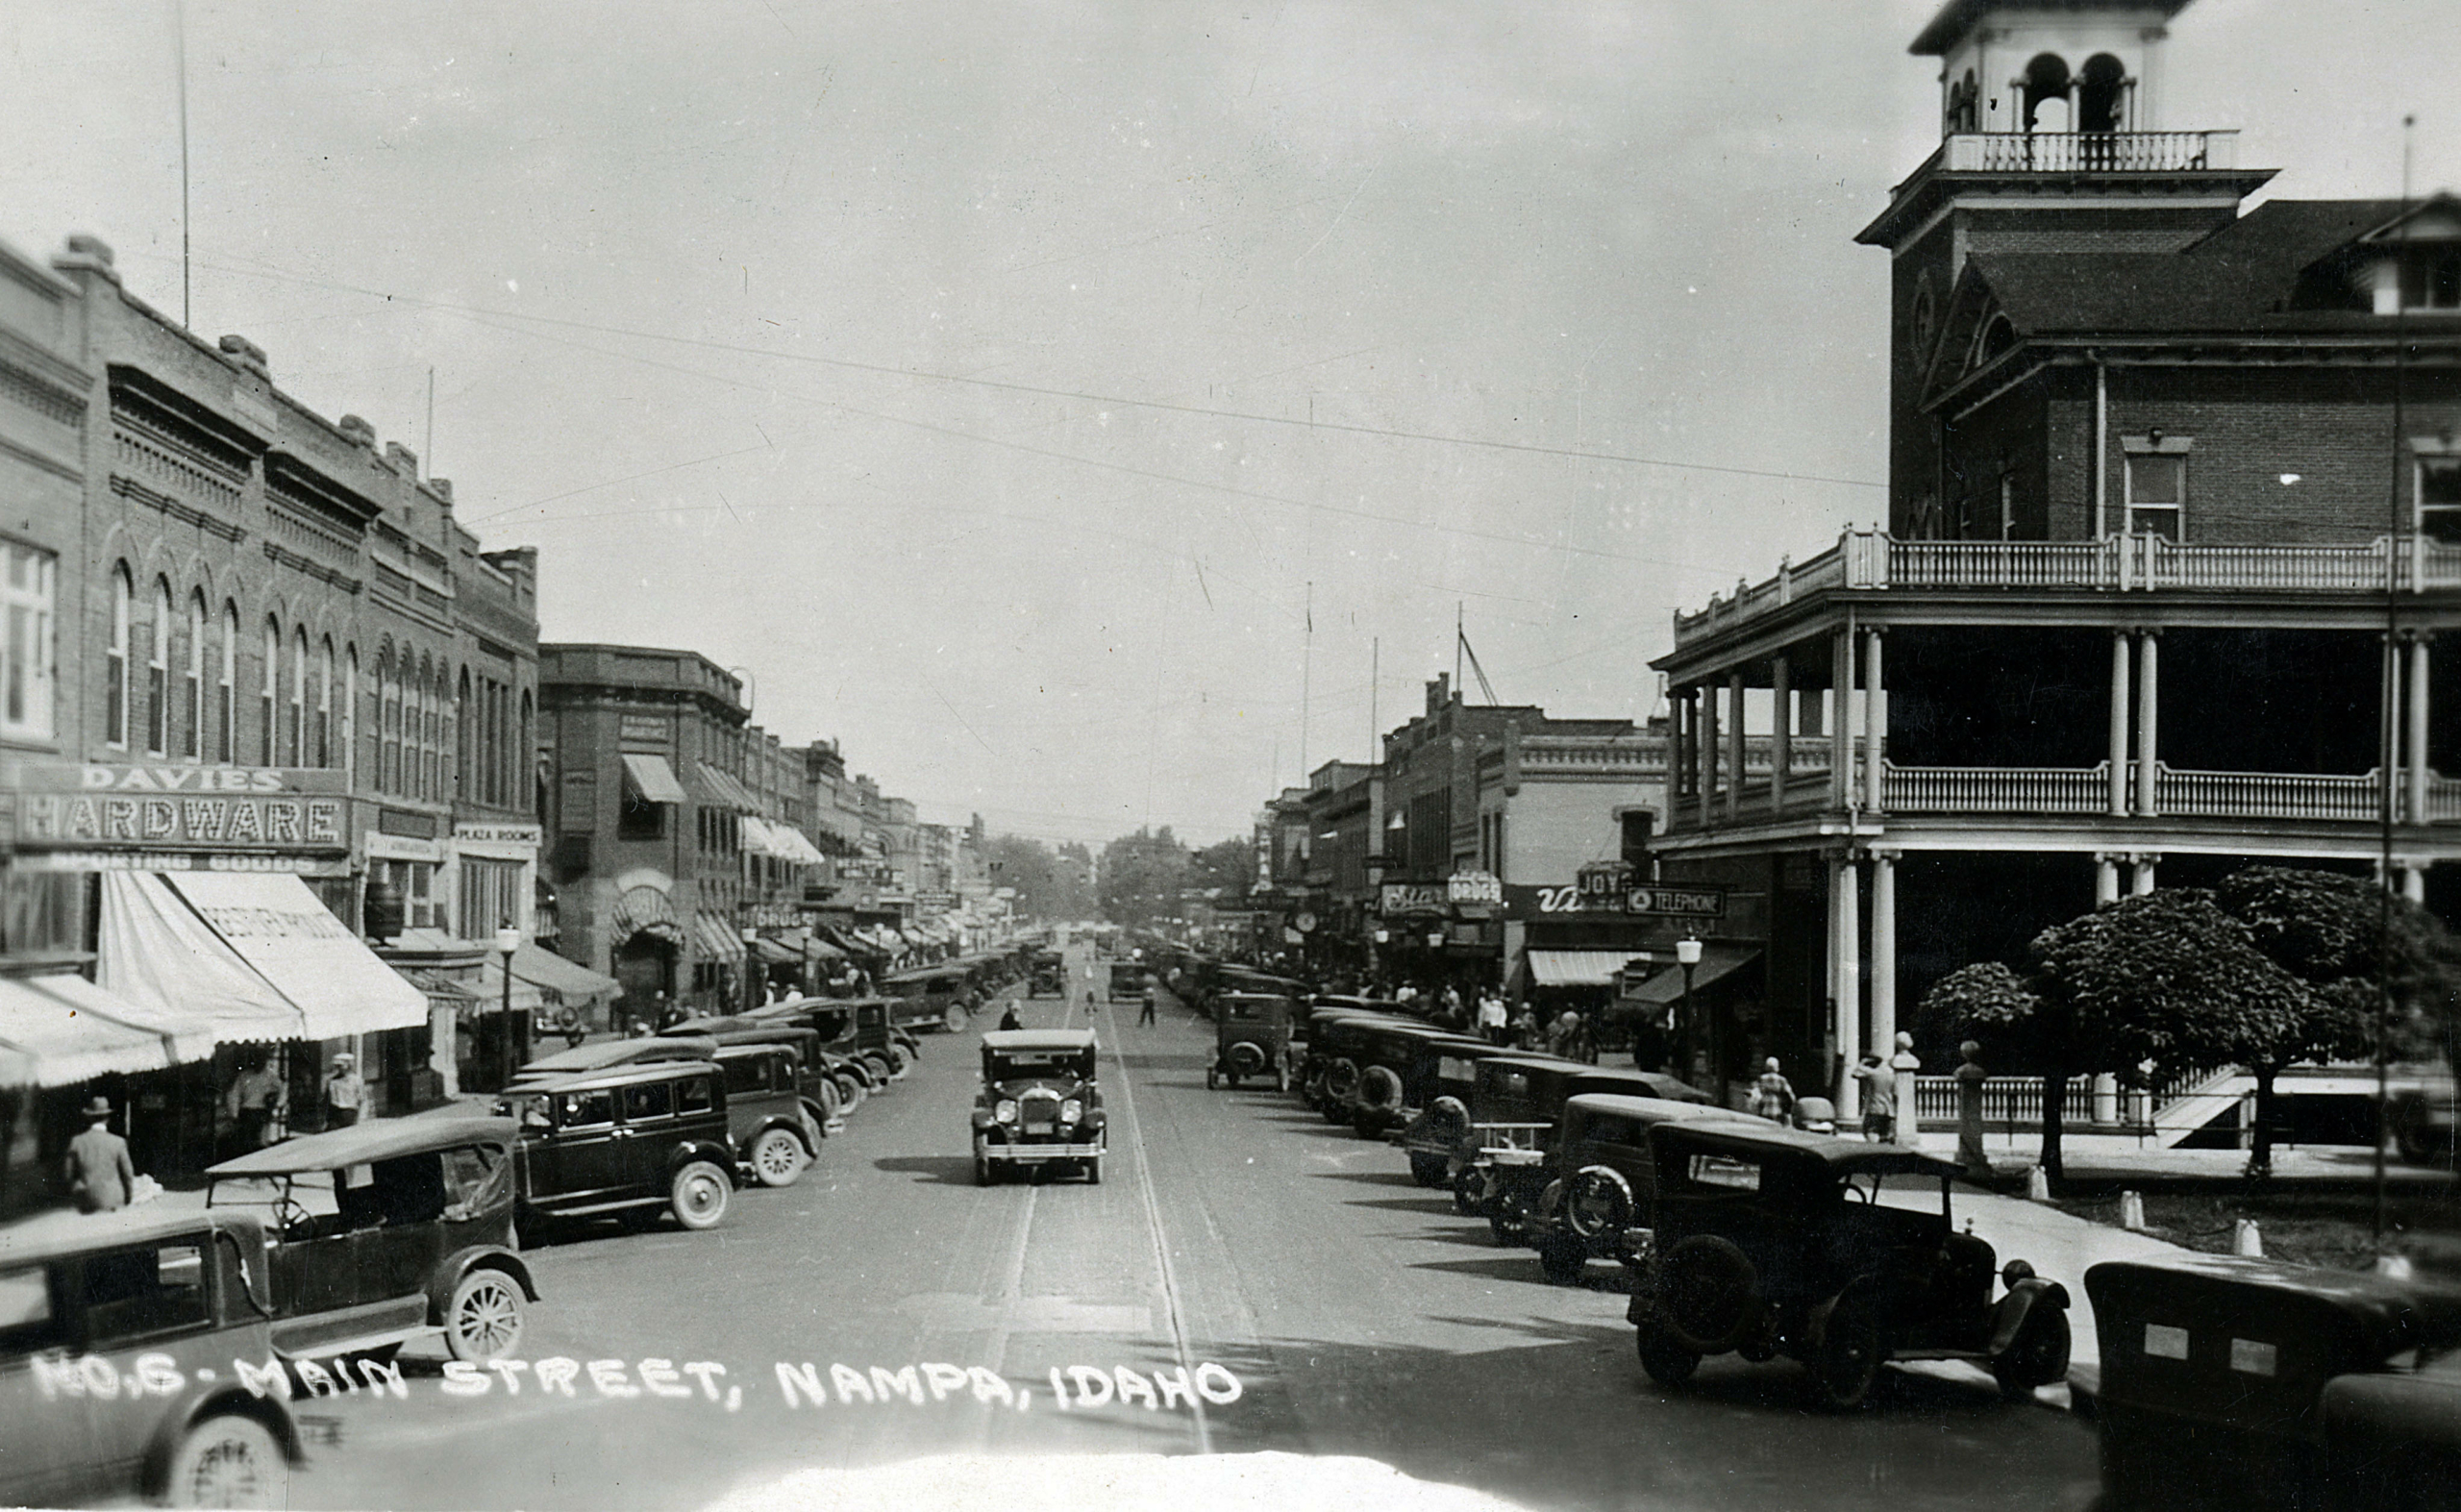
[670,1161,733,1230]
[163,1412,287,1509]
[1809,1291,1886,1410]
[750,1128,807,1188]
[1660,1235,1759,1355]
[444,1268,527,1362]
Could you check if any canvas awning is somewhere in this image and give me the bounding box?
[509,943,620,1003]
[737,816,784,857]
[1526,949,1652,988]
[0,974,214,1086]
[96,872,308,1044]
[473,960,547,1015]
[751,936,800,965]
[161,872,431,1038]
[621,753,687,806]
[694,911,747,962]
[693,761,761,813]
[1622,946,1763,1005]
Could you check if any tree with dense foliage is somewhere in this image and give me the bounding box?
[1185,835,1257,901]
[1099,827,1191,928]
[982,834,1097,922]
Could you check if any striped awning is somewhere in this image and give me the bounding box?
[621,754,687,805]
[694,761,762,813]
[695,911,748,962]
[0,974,213,1087]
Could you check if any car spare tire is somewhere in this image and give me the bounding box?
[1356,1065,1404,1114]
[1228,1041,1267,1077]
[1324,1057,1361,1103]
[1563,1165,1634,1241]
[1659,1234,1759,1355]
[1423,1095,1470,1146]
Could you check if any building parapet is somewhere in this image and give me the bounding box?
[1936,129,2239,174]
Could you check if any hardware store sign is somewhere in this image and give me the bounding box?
[8,763,348,852]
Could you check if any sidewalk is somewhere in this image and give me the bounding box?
[1902,1128,2456,1191]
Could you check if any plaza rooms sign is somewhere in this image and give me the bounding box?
[8,762,348,852]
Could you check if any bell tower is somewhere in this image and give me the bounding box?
[1858,0,2277,535]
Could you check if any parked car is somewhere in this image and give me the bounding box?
[1299,1010,1422,1118]
[1208,993,1295,1092]
[710,1044,825,1187]
[1342,1023,1495,1140]
[204,1113,536,1364]
[1393,1038,1534,1186]
[1454,1056,1678,1242]
[750,996,907,1089]
[1520,1093,1753,1285]
[1028,956,1068,999]
[882,964,976,1033]
[1107,962,1148,1002]
[1628,1120,2072,1409]
[973,1029,1107,1184]
[2085,1252,2461,1510]
[665,1016,844,1128]
[497,1061,738,1232]
[0,1207,305,1508]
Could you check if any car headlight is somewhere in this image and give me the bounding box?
[995,1100,1019,1123]
[1060,1100,1082,1124]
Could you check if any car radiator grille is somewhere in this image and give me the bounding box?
[1021,1091,1061,1135]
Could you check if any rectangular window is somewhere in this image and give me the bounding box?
[383,859,440,930]
[80,1241,210,1344]
[0,543,56,741]
[2399,246,2461,311]
[145,621,166,756]
[2125,452,2186,539]
[2421,458,2461,544]
[619,1081,672,1123]
[457,858,522,941]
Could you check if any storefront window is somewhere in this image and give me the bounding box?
[380,859,440,930]
[1,542,56,741]
[0,870,84,954]
[457,858,524,942]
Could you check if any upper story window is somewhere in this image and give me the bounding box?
[217,602,237,763]
[2399,244,2461,311]
[1,542,56,743]
[2122,434,2191,539]
[182,592,204,759]
[146,579,170,756]
[106,565,131,748]
[2420,446,2461,543]
[260,617,280,766]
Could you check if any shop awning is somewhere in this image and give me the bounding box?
[1526,949,1655,988]
[694,912,746,962]
[751,936,800,965]
[693,761,761,813]
[737,816,783,857]
[474,960,547,1015]
[400,968,484,1002]
[0,975,207,1086]
[805,936,847,961]
[777,827,825,865]
[621,753,687,806]
[96,872,309,1044]
[161,872,431,1038]
[1623,946,1763,1005]
[509,943,620,1003]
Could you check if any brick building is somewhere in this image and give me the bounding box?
[1651,0,2461,1111]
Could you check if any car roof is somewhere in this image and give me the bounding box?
[508,1059,722,1092]
[1650,1118,1967,1177]
[520,1035,717,1078]
[2084,1254,2461,1351]
[0,1205,267,1269]
[982,1029,1098,1052]
[208,1111,517,1177]
[1478,1053,1581,1075]
[1566,1092,1754,1126]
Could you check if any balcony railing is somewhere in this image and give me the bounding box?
[1941,130,2239,174]
[1883,763,2112,815]
[1879,762,2402,824]
[1674,530,2461,646]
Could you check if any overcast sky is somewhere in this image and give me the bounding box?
[3,1,2451,844]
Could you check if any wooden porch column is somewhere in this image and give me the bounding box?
[1831,631,1853,808]
[2096,852,2122,905]
[1665,688,1688,818]
[1698,682,1719,829]
[2408,633,2431,825]
[1868,848,1898,1114]
[1726,671,1746,823]
[1831,853,1862,1120]
[2108,631,2132,816]
[1863,629,1886,813]
[2131,853,2159,895]
[2134,631,2159,818]
[1771,655,1792,815]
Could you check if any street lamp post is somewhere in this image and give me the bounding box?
[493,923,521,1092]
[1676,935,1703,1101]
[742,927,761,1014]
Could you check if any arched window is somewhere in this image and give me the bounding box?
[288,628,308,767]
[146,578,171,756]
[316,638,334,769]
[183,591,205,759]
[519,690,534,819]
[2022,53,2072,134]
[379,647,400,794]
[217,602,237,762]
[343,645,359,784]
[260,617,280,764]
[2078,54,2126,135]
[1978,312,2017,363]
[455,668,472,802]
[106,566,131,747]
[418,655,436,801]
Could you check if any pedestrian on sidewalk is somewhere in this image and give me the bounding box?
[1749,1058,1796,1122]
[322,1053,367,1130]
[223,1055,286,1156]
[998,1004,1023,1031]
[64,1096,136,1214]
[1138,985,1157,1027]
[1477,991,1507,1045]
[1954,1040,1991,1177]
[1851,1053,1895,1141]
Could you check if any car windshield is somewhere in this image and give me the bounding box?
[1670,1151,1763,1193]
[987,1051,1094,1080]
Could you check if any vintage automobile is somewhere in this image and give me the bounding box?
[1107,961,1149,1002]
[749,996,908,1090]
[973,1029,1107,1184]
[204,1114,536,1365]
[1207,992,1296,1092]
[1299,1009,1423,1117]
[1028,954,1068,999]
[497,1061,739,1232]
[1393,1038,1535,1186]
[0,1207,305,1509]
[1627,1121,2073,1409]
[1453,1056,1685,1241]
[1341,1023,1496,1140]
[1520,1092,1754,1285]
[709,1044,826,1187]
[882,963,976,1033]
[2085,1252,2461,1510]
[510,1032,718,1089]
[664,1016,845,1127]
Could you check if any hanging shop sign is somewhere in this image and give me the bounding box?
[6,762,347,852]
[1378,882,1448,917]
[1626,884,1728,919]
[1447,871,1504,905]
[1506,880,1730,920]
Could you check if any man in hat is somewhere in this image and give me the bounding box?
[223,1055,287,1156]
[64,1096,136,1214]
[323,1053,367,1130]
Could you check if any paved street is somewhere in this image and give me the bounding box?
[281,947,2100,1511]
